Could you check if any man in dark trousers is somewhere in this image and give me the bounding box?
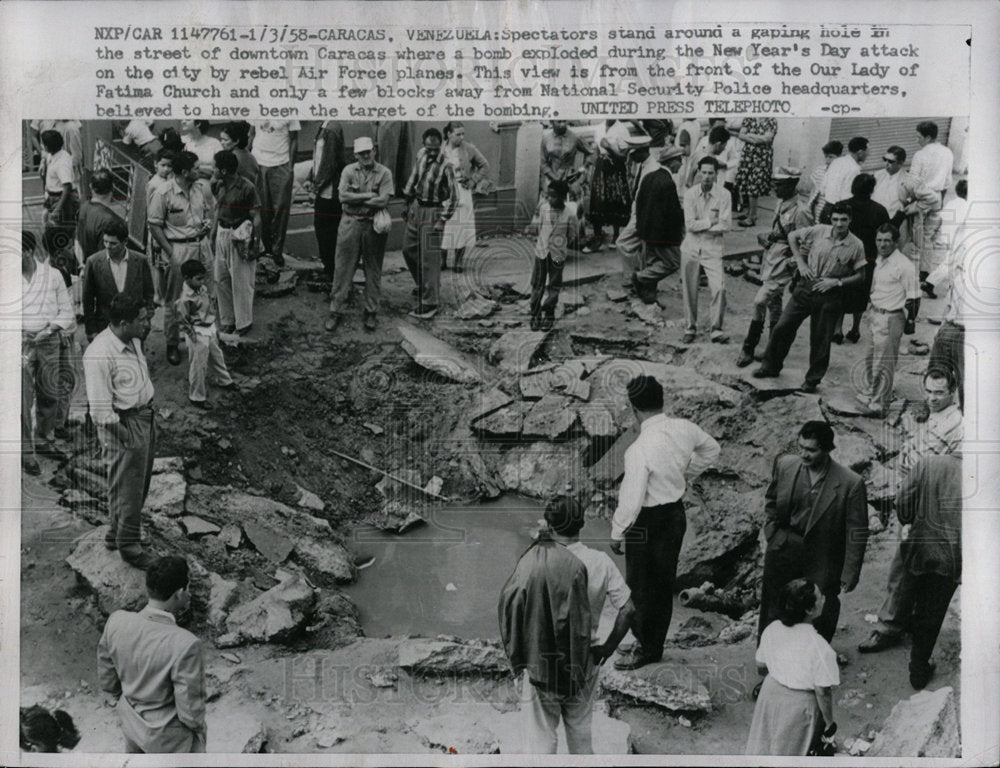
[81,219,155,341]
[609,375,720,670]
[307,120,346,282]
[631,145,685,304]
[98,555,207,752]
[758,421,869,643]
[894,453,962,689]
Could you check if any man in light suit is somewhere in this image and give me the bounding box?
[81,219,155,341]
[98,556,207,753]
[758,421,869,643]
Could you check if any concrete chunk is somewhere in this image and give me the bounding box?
[601,667,712,713]
[398,323,483,384]
[868,686,960,758]
[488,330,548,374]
[397,638,510,676]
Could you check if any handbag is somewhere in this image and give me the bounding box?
[373,209,392,235]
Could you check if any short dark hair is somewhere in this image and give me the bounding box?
[108,294,143,325]
[544,496,585,537]
[547,178,570,198]
[924,366,958,392]
[886,145,907,164]
[160,128,184,152]
[799,420,835,452]
[708,125,730,145]
[102,219,129,243]
[916,121,939,140]
[172,151,199,175]
[156,147,177,165]
[19,705,80,753]
[955,179,967,199]
[876,222,900,242]
[193,119,211,134]
[90,168,114,196]
[223,120,250,149]
[626,374,664,411]
[847,136,868,154]
[851,173,876,198]
[422,127,443,144]
[830,201,853,219]
[821,140,843,157]
[778,578,819,626]
[214,149,238,176]
[146,555,189,601]
[22,230,38,254]
[697,155,720,170]
[181,259,207,279]
[40,129,63,153]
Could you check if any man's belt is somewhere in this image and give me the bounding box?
[114,400,154,416]
[167,235,205,244]
[416,200,441,208]
[217,220,250,230]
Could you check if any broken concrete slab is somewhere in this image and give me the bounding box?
[831,431,878,473]
[473,403,528,439]
[207,572,246,632]
[396,638,510,676]
[629,299,666,328]
[256,269,298,298]
[146,472,186,518]
[216,574,318,647]
[243,520,294,564]
[501,438,590,498]
[296,485,325,512]
[522,394,579,440]
[398,323,484,384]
[488,329,548,374]
[606,288,629,303]
[560,290,586,309]
[407,712,501,754]
[291,537,357,584]
[868,686,960,758]
[152,456,184,474]
[181,516,221,538]
[867,462,901,508]
[824,391,878,417]
[366,501,426,534]
[577,405,618,439]
[219,524,243,550]
[518,369,554,400]
[466,386,516,424]
[557,376,591,402]
[589,424,639,484]
[65,527,148,615]
[600,667,712,713]
[456,295,500,320]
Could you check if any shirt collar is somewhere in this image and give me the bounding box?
[141,605,177,624]
[639,412,667,431]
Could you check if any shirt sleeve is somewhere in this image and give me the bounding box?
[51,271,75,329]
[53,156,75,186]
[172,640,207,735]
[755,623,773,665]
[811,636,841,688]
[376,167,394,201]
[686,422,721,477]
[611,443,648,541]
[602,554,631,608]
[147,187,167,227]
[402,150,422,199]
[83,344,119,425]
[97,622,122,696]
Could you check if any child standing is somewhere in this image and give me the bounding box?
[146,148,175,304]
[528,179,579,331]
[176,260,235,410]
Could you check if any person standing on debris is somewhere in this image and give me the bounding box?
[401,127,457,320]
[746,578,840,756]
[440,121,489,273]
[858,368,962,655]
[631,145,685,305]
[148,150,215,367]
[758,421,868,645]
[680,156,732,344]
[39,129,80,264]
[615,136,659,292]
[81,219,155,341]
[526,179,579,331]
[98,555,207,752]
[854,224,920,416]
[83,295,156,569]
[325,136,394,333]
[212,149,262,337]
[499,497,634,754]
[250,119,300,267]
[891,453,962,689]
[737,167,811,367]
[609,375,720,670]
[307,120,346,283]
[753,202,866,393]
[176,259,236,410]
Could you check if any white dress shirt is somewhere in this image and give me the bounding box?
[910,142,954,194]
[565,542,631,643]
[682,183,732,258]
[821,155,861,206]
[83,327,155,425]
[611,413,721,540]
[22,263,74,334]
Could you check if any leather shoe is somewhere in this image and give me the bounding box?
[858,630,900,654]
[800,382,818,394]
[613,649,660,671]
[831,332,844,345]
[909,661,936,690]
[752,367,779,378]
[324,315,342,333]
[120,550,156,570]
[736,350,754,368]
[845,329,861,344]
[682,331,696,344]
[363,313,377,331]
[166,345,182,365]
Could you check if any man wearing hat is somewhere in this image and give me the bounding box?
[737,167,812,366]
[614,135,659,292]
[681,155,731,343]
[632,144,686,304]
[325,136,394,333]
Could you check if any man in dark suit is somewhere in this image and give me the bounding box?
[306,120,346,281]
[758,421,869,643]
[81,219,155,341]
[631,145,686,304]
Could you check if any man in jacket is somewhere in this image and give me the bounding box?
[98,555,207,752]
[81,219,155,341]
[499,497,634,754]
[631,145,685,305]
[758,421,869,643]
[307,121,346,281]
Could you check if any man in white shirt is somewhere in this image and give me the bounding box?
[609,375,720,669]
[21,231,75,473]
[819,136,867,222]
[922,179,968,300]
[251,119,300,266]
[681,156,732,343]
[83,295,157,569]
[910,121,954,204]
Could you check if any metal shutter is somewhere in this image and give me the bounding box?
[829,117,952,172]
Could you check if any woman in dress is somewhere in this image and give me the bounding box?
[584,120,633,252]
[735,117,778,227]
[441,121,489,273]
[746,578,840,756]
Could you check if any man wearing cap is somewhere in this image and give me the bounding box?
[819,137,867,223]
[632,144,685,304]
[737,167,812,367]
[401,127,457,319]
[325,137,394,333]
[681,156,731,343]
[615,135,659,291]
